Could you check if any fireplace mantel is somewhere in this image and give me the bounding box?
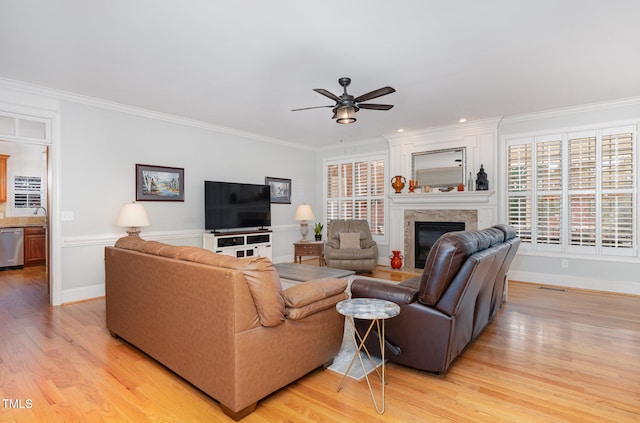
[389,190,495,206]
[387,190,497,262]
[385,120,500,268]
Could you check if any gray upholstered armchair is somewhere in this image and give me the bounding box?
[324,219,378,272]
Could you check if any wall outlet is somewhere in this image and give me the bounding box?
[61,211,74,221]
[561,259,569,268]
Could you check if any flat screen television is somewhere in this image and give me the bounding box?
[204,180,271,231]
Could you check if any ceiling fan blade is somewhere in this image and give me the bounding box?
[354,86,395,103]
[313,88,341,102]
[358,103,394,110]
[291,105,334,111]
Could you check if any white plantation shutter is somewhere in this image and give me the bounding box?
[340,163,353,197]
[507,142,532,241]
[354,200,367,219]
[327,164,339,198]
[14,176,42,208]
[536,140,562,191]
[568,135,596,190]
[370,160,385,195]
[601,193,633,248]
[537,195,561,244]
[340,201,353,219]
[601,131,634,251]
[354,161,368,196]
[569,194,596,247]
[325,155,386,237]
[508,196,532,242]
[353,161,368,220]
[536,140,562,245]
[602,132,633,189]
[369,160,385,234]
[568,133,597,250]
[326,164,339,221]
[506,125,635,256]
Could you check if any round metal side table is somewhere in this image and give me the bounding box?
[336,298,400,414]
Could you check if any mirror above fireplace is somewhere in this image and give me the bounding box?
[411,147,466,189]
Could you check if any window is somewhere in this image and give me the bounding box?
[12,175,43,212]
[325,155,385,238]
[506,126,635,256]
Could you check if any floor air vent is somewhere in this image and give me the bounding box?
[538,286,567,292]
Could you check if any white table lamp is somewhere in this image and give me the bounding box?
[294,204,315,242]
[116,202,151,237]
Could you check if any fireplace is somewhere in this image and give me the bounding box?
[414,221,465,269]
[403,209,478,269]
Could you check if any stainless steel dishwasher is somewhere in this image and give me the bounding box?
[0,227,24,269]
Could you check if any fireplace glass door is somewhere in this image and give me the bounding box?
[414,221,465,269]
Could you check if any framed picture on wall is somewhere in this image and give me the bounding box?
[136,164,185,201]
[265,176,291,204]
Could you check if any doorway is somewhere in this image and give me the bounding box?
[0,140,50,299]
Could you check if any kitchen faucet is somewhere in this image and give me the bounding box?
[33,206,47,226]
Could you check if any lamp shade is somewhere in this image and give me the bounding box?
[336,106,356,124]
[294,204,315,221]
[116,202,151,228]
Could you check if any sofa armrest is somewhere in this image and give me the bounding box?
[361,239,377,249]
[325,239,340,249]
[283,278,348,320]
[351,278,418,305]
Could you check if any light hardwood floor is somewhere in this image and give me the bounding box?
[1,266,639,422]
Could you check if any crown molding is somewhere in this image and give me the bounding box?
[502,96,640,124]
[0,77,315,152]
[385,117,502,146]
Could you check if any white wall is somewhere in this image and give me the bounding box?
[57,100,318,301]
[0,84,318,304]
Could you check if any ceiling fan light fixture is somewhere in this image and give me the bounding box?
[336,106,356,124]
[293,77,394,123]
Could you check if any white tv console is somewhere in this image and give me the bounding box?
[203,230,272,260]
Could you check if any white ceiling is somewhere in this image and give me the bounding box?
[2,0,640,148]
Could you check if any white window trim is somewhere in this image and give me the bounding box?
[502,123,637,259]
[7,172,45,217]
[323,152,388,243]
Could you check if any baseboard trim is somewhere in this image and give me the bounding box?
[62,284,105,304]
[508,270,640,296]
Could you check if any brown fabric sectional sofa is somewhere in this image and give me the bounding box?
[105,236,348,420]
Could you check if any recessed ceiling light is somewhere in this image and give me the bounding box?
[459,118,467,123]
[397,128,404,132]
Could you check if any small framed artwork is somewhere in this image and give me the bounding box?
[136,164,185,201]
[265,177,291,204]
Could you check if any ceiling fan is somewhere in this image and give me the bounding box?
[292,77,395,124]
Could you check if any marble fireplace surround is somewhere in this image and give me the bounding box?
[403,209,478,270]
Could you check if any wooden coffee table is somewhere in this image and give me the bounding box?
[274,262,355,284]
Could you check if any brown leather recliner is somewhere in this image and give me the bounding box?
[324,219,378,272]
[350,224,520,374]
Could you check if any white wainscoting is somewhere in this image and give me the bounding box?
[60,226,302,304]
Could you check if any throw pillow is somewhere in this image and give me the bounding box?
[236,256,285,327]
[340,232,361,249]
[283,278,348,308]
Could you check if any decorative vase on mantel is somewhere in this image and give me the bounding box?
[390,175,406,193]
[389,250,403,269]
